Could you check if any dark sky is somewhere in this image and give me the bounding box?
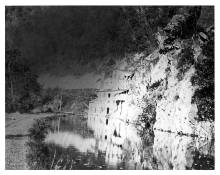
[5,6,214,76]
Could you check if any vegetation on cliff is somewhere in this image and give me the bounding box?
[134,6,214,137]
[191,26,214,122]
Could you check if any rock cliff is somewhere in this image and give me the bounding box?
[91,7,214,139]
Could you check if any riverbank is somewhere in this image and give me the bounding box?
[5,113,54,169]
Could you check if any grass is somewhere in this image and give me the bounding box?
[5,113,54,169]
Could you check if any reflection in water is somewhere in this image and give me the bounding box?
[91,121,144,169]
[41,116,214,170]
[153,131,214,169]
[45,132,96,153]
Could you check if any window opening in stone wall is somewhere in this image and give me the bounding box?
[107,107,109,114]
[108,93,111,98]
[106,119,108,125]
[116,100,120,106]
[113,129,117,137]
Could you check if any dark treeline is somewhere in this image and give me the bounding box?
[6,6,204,74]
[6,6,214,74]
[5,49,41,112]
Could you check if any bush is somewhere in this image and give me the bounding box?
[137,98,156,140]
[176,46,194,80]
[26,118,54,169]
[191,35,214,121]
[5,49,42,113]
[191,57,214,122]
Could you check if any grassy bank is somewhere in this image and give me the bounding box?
[5,113,54,169]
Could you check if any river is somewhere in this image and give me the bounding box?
[27,115,214,170]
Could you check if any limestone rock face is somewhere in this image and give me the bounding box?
[144,7,213,139]
[88,38,214,140]
[149,43,213,138]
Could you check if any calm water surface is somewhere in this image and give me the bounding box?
[37,115,214,170]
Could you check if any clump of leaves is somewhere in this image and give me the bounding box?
[137,99,157,141]
[191,150,214,170]
[28,118,52,141]
[176,46,194,81]
[5,49,42,113]
[149,80,162,89]
[192,85,214,122]
[201,26,214,58]
[202,39,214,58]
[191,58,214,88]
[142,103,156,127]
[26,118,54,169]
[191,52,214,121]
[26,141,53,170]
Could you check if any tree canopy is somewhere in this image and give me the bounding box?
[7,6,206,75]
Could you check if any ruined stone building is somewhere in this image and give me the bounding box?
[87,66,145,167]
[88,67,140,144]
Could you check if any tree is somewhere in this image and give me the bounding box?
[5,49,41,112]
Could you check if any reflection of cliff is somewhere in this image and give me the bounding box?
[95,134,143,169]
[153,131,214,170]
